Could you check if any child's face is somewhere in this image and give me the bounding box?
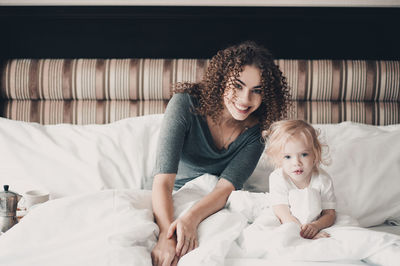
[280,134,315,188]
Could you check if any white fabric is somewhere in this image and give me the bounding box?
[315,122,400,227]
[0,116,399,227]
[0,189,156,266]
[288,188,322,225]
[0,114,267,198]
[243,152,274,192]
[227,188,400,266]
[0,115,163,198]
[269,168,336,224]
[1,175,399,266]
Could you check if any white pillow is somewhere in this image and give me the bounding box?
[0,115,163,199]
[243,153,273,192]
[1,115,399,228]
[0,113,269,199]
[316,122,400,227]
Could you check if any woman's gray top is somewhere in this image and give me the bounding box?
[154,92,265,190]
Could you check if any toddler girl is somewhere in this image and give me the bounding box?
[266,119,336,239]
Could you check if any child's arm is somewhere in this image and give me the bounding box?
[300,209,336,239]
[272,204,301,225]
[312,209,336,229]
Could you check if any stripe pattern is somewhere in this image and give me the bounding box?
[0,58,399,125]
[0,59,209,100]
[1,59,399,101]
[1,100,398,126]
[275,59,400,101]
[288,101,399,125]
[0,100,168,125]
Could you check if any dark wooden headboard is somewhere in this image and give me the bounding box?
[0,6,399,60]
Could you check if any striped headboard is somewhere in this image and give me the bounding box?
[1,59,399,125]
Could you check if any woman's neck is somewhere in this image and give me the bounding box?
[206,113,250,150]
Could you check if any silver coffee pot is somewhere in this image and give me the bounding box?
[0,185,22,233]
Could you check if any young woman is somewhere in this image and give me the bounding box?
[151,41,290,266]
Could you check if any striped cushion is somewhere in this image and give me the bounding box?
[0,59,208,100]
[1,100,398,125]
[1,59,399,101]
[277,60,400,102]
[0,100,167,125]
[290,101,399,125]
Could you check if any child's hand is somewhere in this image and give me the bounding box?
[300,223,320,239]
[312,231,330,239]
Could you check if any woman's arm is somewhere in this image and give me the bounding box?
[152,173,176,234]
[151,94,191,266]
[272,204,301,225]
[167,178,235,257]
[151,173,178,266]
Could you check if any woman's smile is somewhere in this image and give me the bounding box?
[234,103,251,112]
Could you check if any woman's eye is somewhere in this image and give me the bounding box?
[301,153,308,157]
[284,155,290,160]
[234,83,242,89]
[252,89,262,94]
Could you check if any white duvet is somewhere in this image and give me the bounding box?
[1,175,399,266]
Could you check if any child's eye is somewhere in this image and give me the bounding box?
[301,153,309,157]
[284,155,291,160]
[252,89,262,94]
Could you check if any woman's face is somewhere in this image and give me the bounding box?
[223,65,263,121]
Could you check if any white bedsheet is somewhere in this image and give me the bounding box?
[1,175,399,266]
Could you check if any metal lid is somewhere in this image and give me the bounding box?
[0,185,20,216]
[0,185,19,200]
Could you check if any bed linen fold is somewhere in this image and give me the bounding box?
[0,174,399,266]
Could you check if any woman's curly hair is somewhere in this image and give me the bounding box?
[173,41,291,131]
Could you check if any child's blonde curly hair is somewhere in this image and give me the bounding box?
[265,119,329,169]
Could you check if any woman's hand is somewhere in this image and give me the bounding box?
[151,233,179,266]
[167,214,199,257]
[300,223,320,239]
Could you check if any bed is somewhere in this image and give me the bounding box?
[0,3,399,266]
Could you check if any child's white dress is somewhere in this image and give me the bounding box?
[269,168,336,224]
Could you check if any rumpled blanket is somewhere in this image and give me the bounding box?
[1,174,399,266]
